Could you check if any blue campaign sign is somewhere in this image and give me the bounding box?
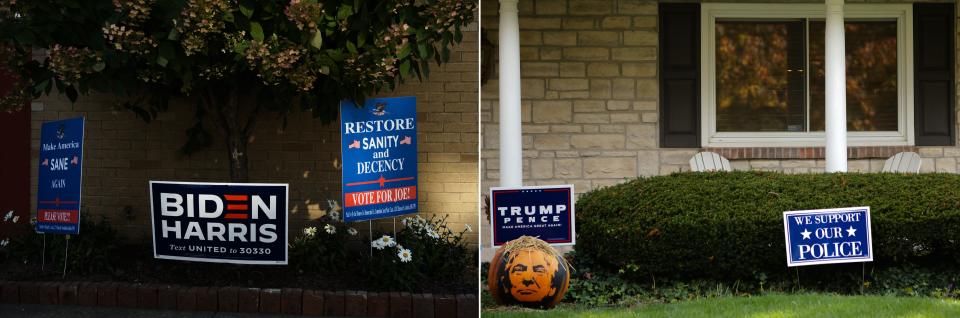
[340,96,418,222]
[150,181,288,265]
[36,117,85,234]
[490,185,576,247]
[783,207,873,267]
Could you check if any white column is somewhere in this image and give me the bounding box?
[824,0,847,172]
[498,0,523,187]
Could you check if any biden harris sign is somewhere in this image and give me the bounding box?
[783,207,873,267]
[340,96,418,222]
[150,181,288,265]
[490,185,575,247]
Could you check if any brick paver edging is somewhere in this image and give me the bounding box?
[0,281,478,317]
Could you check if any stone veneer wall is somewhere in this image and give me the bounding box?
[479,0,960,255]
[29,22,480,244]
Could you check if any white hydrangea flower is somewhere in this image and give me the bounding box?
[347,227,358,236]
[371,239,385,250]
[427,229,440,239]
[324,224,336,235]
[303,226,317,238]
[397,247,412,263]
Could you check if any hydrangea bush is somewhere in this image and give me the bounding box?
[0,0,476,182]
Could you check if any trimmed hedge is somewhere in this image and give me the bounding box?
[575,172,960,281]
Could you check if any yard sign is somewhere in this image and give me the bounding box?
[150,181,289,265]
[340,96,418,222]
[36,117,84,235]
[783,206,873,267]
[490,185,576,247]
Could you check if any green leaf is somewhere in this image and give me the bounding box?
[399,60,410,78]
[417,43,429,58]
[65,85,78,103]
[157,42,175,67]
[337,4,353,20]
[397,44,411,60]
[167,28,180,41]
[239,2,254,18]
[310,30,323,50]
[346,41,357,54]
[250,22,264,41]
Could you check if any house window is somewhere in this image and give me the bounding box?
[702,4,913,147]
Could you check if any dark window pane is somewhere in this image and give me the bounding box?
[810,21,898,131]
[716,20,806,132]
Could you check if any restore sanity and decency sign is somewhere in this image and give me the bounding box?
[150,181,288,265]
[36,117,85,235]
[490,185,575,246]
[340,96,418,222]
[783,207,873,267]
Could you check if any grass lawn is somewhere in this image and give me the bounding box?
[482,294,960,318]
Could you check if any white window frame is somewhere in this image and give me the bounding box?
[700,3,914,148]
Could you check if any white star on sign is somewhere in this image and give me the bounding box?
[846,226,857,237]
[801,229,812,240]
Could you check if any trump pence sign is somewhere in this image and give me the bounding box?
[490,185,576,247]
[340,96,418,222]
[150,181,288,265]
[36,117,85,235]
[783,207,873,267]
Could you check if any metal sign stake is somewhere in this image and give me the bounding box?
[62,235,70,278]
[860,262,867,295]
[795,267,801,291]
[392,217,397,237]
[368,220,373,257]
[41,233,46,271]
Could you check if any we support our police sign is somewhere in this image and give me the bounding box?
[36,117,85,234]
[490,185,575,247]
[150,181,288,265]
[783,207,873,267]
[340,96,418,222]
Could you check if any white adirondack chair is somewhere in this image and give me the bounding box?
[689,151,731,172]
[881,151,921,173]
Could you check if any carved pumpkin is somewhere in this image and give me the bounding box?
[487,236,570,309]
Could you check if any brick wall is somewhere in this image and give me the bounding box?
[29,21,480,245]
[479,0,960,256]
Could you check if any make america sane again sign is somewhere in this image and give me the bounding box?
[783,207,873,267]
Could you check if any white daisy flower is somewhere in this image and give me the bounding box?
[427,230,439,239]
[397,248,412,263]
[303,227,317,238]
[0,239,8,247]
[2,211,11,222]
[324,224,336,234]
[347,227,358,236]
[29,217,36,226]
[329,210,340,220]
[371,239,385,250]
[11,216,19,223]
[464,224,472,232]
[379,235,396,247]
